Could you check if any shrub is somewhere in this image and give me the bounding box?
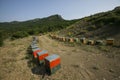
[0,32,3,47]
[11,31,29,40]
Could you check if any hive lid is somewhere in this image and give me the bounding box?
[80,37,86,39]
[31,45,39,49]
[107,38,114,40]
[37,50,48,56]
[45,54,60,62]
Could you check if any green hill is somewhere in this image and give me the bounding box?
[0,14,78,39]
[58,6,120,39]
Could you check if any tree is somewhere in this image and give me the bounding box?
[0,32,3,47]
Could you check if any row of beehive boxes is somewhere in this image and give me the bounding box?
[49,34,114,45]
[30,39,61,75]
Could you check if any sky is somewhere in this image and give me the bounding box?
[0,0,120,22]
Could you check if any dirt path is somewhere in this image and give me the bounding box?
[0,35,120,80]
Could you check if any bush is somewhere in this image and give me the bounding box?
[0,32,3,47]
[11,31,29,40]
[87,25,96,31]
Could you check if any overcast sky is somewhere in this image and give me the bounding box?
[0,0,120,22]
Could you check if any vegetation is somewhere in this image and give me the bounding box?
[0,6,120,47]
[0,14,79,46]
[58,6,120,39]
[11,31,29,40]
[0,32,3,46]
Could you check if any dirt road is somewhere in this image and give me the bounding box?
[0,35,120,80]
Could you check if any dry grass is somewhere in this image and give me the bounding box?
[0,36,33,80]
[0,35,120,80]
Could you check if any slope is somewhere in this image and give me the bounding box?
[58,6,120,40]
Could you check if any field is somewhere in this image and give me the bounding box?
[0,35,120,80]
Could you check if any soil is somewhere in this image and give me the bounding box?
[0,35,120,80]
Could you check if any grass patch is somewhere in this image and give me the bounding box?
[97,46,110,52]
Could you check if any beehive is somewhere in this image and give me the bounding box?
[37,50,48,65]
[65,37,69,42]
[62,37,66,42]
[80,37,87,44]
[106,38,114,45]
[95,40,104,45]
[58,37,61,41]
[87,40,94,45]
[74,38,79,43]
[32,48,42,58]
[69,38,74,42]
[59,37,63,41]
[45,54,61,75]
[57,37,60,41]
[33,36,39,42]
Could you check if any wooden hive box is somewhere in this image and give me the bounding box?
[33,36,39,42]
[32,48,42,58]
[45,54,61,75]
[74,38,79,43]
[62,37,66,42]
[57,37,60,41]
[65,37,69,42]
[57,36,60,40]
[37,50,49,65]
[87,40,94,45]
[80,37,87,44]
[69,38,74,43]
[106,38,114,45]
[95,40,104,45]
[59,37,63,41]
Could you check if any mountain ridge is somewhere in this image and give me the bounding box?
[57,6,120,40]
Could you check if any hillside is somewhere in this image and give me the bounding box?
[58,6,120,40]
[0,14,79,46]
[0,14,78,39]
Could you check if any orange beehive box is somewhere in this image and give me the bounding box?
[37,50,48,60]
[45,54,60,69]
[32,48,42,58]
[37,50,49,65]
